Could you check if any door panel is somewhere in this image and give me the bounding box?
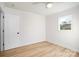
[4,13,20,50]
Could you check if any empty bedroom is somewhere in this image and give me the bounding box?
[0,2,79,57]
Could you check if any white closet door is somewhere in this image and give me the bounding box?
[4,13,20,50]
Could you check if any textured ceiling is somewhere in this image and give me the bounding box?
[3,2,79,15]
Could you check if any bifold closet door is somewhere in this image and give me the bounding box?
[4,13,20,50]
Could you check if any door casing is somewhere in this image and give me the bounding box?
[0,7,4,51]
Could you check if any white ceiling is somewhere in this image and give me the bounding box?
[2,2,79,16]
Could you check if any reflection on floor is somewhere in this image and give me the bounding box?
[0,41,79,57]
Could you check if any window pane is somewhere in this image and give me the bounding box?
[58,15,72,30]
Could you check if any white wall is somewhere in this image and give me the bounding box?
[46,6,79,52]
[2,7,46,50]
[20,12,46,46]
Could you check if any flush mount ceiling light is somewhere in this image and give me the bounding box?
[46,3,53,8]
[32,2,53,8]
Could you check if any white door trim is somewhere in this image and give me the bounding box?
[0,7,4,51]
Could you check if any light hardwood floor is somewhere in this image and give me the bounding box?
[0,41,79,57]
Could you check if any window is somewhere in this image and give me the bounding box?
[58,15,72,30]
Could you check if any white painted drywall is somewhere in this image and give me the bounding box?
[2,7,46,50]
[20,12,46,46]
[46,6,79,52]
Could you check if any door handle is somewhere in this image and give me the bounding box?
[17,32,19,34]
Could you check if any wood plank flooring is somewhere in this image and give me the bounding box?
[0,41,79,57]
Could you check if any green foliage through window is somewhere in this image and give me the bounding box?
[58,15,72,30]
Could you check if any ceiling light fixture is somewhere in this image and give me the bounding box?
[46,3,53,8]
